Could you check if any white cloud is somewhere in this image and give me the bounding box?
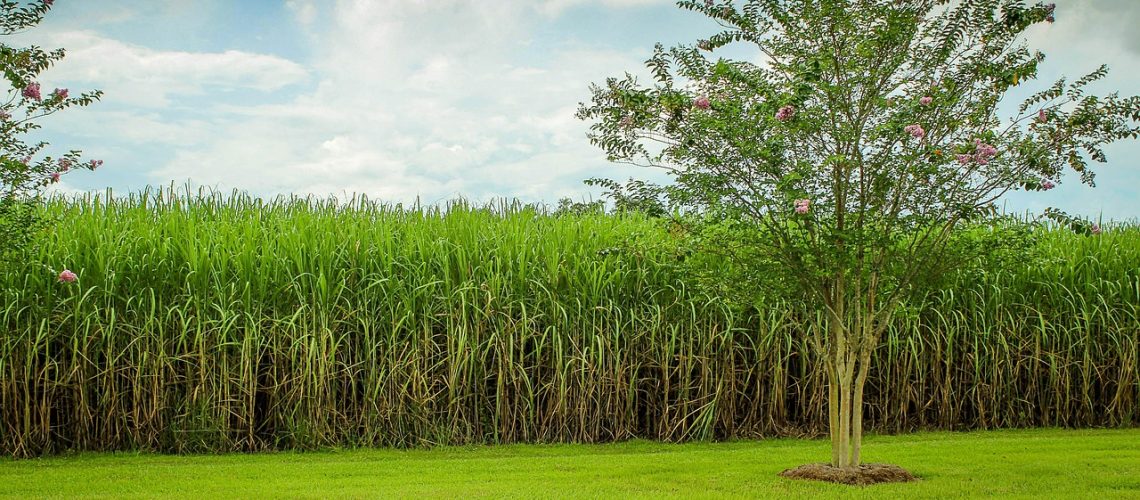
[142,0,656,204]
[38,31,309,107]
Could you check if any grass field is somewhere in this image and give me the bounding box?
[1,428,1137,498]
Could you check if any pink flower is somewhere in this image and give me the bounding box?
[775,105,795,121]
[1037,109,1047,122]
[693,96,711,110]
[22,82,41,101]
[794,198,810,214]
[1040,179,1055,190]
[1090,223,1101,235]
[58,158,72,171]
[89,159,103,170]
[973,139,998,165]
[58,269,77,283]
[0,109,9,121]
[43,0,53,6]
[50,172,60,183]
[619,115,634,128]
[52,88,68,100]
[920,96,933,106]
[956,154,972,165]
[904,124,925,139]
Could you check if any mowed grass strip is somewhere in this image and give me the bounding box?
[1,428,1136,499]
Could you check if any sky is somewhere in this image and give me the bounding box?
[11,0,1140,220]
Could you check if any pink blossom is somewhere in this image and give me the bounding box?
[775,105,795,121]
[1040,179,1055,190]
[1037,109,1048,122]
[693,96,711,110]
[794,198,810,214]
[52,88,68,100]
[58,269,77,283]
[22,82,41,101]
[43,0,53,6]
[920,96,933,106]
[956,154,972,165]
[50,172,60,183]
[1090,223,1101,235]
[619,115,634,128]
[58,158,72,171]
[904,124,925,139]
[89,159,103,170]
[0,110,9,121]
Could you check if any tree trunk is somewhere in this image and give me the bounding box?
[827,353,870,469]
[826,307,875,469]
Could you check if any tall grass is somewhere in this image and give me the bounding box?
[0,187,1136,456]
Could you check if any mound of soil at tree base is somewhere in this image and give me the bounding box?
[778,463,916,485]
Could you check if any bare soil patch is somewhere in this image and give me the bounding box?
[778,463,917,485]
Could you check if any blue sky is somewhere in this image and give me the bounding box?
[13,0,1140,220]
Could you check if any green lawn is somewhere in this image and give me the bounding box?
[2,428,1137,499]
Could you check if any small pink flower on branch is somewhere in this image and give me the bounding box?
[58,269,77,283]
[22,82,41,101]
[49,172,60,183]
[1037,109,1048,122]
[794,198,811,214]
[973,139,998,165]
[89,159,103,170]
[1090,223,1101,235]
[775,105,795,121]
[52,88,68,100]
[693,96,711,110]
[904,124,925,139]
[1040,179,1055,190]
[920,96,933,106]
[956,154,972,165]
[0,110,9,121]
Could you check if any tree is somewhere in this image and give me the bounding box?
[1,0,101,261]
[578,0,1139,473]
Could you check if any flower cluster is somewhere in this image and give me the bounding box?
[920,96,933,106]
[1090,223,1101,235]
[1045,3,1056,23]
[775,105,795,121]
[22,82,41,101]
[693,96,711,110]
[52,88,68,100]
[1037,109,1048,122]
[1040,179,1056,190]
[904,124,925,139]
[958,139,999,165]
[89,159,103,170]
[58,269,77,283]
[794,198,810,214]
